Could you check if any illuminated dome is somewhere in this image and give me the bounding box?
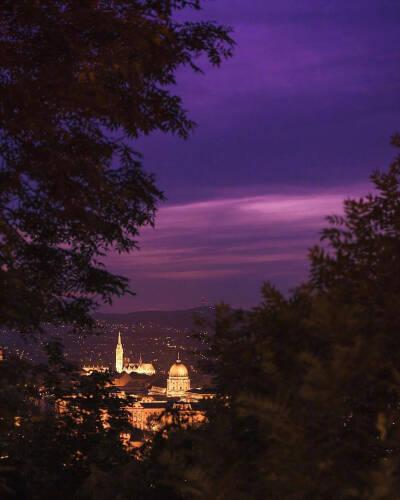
[167,356,190,397]
[169,359,188,378]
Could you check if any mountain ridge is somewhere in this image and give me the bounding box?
[94,306,215,329]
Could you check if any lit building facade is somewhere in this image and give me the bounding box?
[61,348,214,447]
[115,332,124,373]
[126,400,206,431]
[82,365,108,374]
[166,356,191,397]
[115,333,155,375]
[125,360,210,437]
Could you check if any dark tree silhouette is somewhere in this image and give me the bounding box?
[0,343,136,499]
[0,0,234,334]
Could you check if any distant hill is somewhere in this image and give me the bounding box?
[94,306,216,329]
[0,307,217,365]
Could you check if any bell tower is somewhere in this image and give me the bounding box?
[116,332,123,373]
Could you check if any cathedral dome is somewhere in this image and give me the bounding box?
[169,359,188,378]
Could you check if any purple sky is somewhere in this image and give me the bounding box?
[103,0,400,312]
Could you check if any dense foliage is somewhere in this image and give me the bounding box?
[144,136,400,499]
[0,0,233,334]
[0,342,137,499]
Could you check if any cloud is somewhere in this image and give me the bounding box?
[148,269,246,280]
[175,0,400,113]
[106,184,367,291]
[143,185,367,236]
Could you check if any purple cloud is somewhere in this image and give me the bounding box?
[103,184,367,311]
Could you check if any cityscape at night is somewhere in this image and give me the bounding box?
[1,1,400,498]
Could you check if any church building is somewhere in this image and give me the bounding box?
[115,332,155,375]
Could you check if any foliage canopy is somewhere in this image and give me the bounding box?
[0,0,233,334]
[0,343,136,499]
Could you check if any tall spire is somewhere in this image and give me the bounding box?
[116,331,123,373]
